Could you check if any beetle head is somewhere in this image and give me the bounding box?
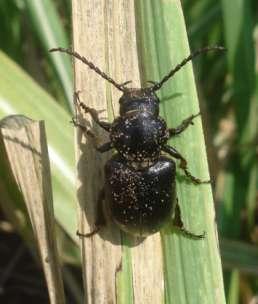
[119,88,160,116]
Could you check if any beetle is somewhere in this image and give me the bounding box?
[50,46,224,238]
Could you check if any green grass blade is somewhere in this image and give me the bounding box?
[0,1,24,63]
[184,1,221,44]
[135,1,225,303]
[221,0,256,234]
[220,239,258,275]
[220,0,256,302]
[24,0,73,112]
[0,50,77,242]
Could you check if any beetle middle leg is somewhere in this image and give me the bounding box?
[74,91,112,132]
[162,145,210,184]
[77,188,106,238]
[168,112,200,137]
[172,199,205,239]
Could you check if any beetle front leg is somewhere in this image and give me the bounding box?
[74,91,112,132]
[77,188,106,238]
[71,118,113,153]
[172,199,205,239]
[168,112,200,137]
[162,145,210,184]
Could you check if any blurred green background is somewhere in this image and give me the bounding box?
[0,0,258,303]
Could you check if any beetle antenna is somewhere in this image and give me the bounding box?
[151,46,226,92]
[50,47,126,92]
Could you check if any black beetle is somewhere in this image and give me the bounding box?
[50,46,224,238]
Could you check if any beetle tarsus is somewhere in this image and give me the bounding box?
[169,112,201,136]
[76,227,100,238]
[172,199,205,239]
[176,227,205,239]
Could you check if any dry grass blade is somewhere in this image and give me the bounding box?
[0,115,65,304]
[72,1,163,303]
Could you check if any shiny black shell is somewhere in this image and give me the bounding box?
[105,154,176,236]
[119,89,160,116]
[110,112,169,162]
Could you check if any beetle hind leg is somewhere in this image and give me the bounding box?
[172,199,205,239]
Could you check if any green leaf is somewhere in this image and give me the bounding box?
[220,0,257,302]
[0,50,77,242]
[24,0,73,111]
[135,1,225,303]
[220,239,258,275]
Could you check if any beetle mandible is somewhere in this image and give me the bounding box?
[50,46,224,238]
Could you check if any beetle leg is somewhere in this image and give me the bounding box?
[71,116,95,138]
[77,188,106,238]
[71,117,113,153]
[96,142,113,153]
[146,80,158,85]
[74,91,112,132]
[162,145,210,184]
[172,199,205,239]
[120,80,132,87]
[168,112,200,137]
